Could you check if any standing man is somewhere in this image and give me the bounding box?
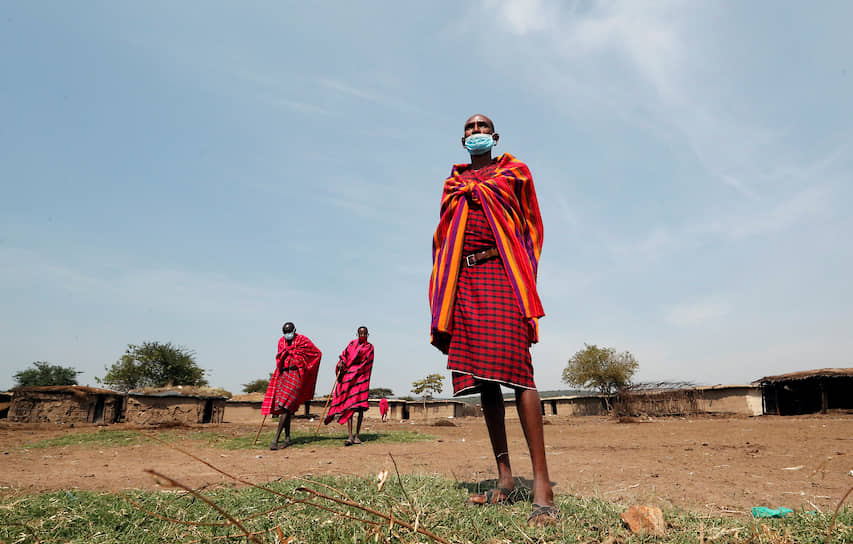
[324,326,374,445]
[429,114,558,526]
[262,322,322,450]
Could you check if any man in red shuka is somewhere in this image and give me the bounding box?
[429,114,558,526]
[324,326,374,446]
[261,322,322,450]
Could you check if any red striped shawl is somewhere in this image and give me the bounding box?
[324,339,374,425]
[429,153,544,346]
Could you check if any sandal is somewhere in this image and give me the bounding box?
[352,437,362,445]
[279,438,292,449]
[343,439,353,446]
[527,503,560,526]
[469,487,518,506]
[269,442,279,451]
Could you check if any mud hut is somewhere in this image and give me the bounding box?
[361,398,410,420]
[405,399,477,421]
[225,392,265,424]
[696,385,763,416]
[754,368,853,415]
[538,394,609,417]
[1,391,14,419]
[8,386,123,424]
[125,387,227,425]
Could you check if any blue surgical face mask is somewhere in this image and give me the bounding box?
[464,133,496,155]
[284,332,295,341]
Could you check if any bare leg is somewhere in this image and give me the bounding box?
[516,388,554,508]
[354,411,364,443]
[473,382,515,501]
[346,418,354,443]
[283,411,292,442]
[271,413,287,449]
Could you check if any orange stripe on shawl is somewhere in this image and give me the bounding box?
[429,153,544,344]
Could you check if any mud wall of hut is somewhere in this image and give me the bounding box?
[125,396,225,425]
[698,387,762,416]
[9,392,122,424]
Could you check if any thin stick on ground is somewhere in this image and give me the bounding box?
[252,414,267,446]
[135,430,291,499]
[826,485,853,544]
[314,371,342,437]
[297,486,451,544]
[120,492,302,527]
[294,475,356,504]
[145,469,263,544]
[132,429,454,543]
[388,452,412,506]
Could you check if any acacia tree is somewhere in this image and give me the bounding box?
[242,378,270,394]
[562,344,638,408]
[368,387,394,399]
[13,361,81,387]
[98,342,207,392]
[411,373,445,420]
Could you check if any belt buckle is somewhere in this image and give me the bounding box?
[465,254,476,267]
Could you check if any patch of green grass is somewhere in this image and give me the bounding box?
[193,429,436,450]
[20,428,434,452]
[20,429,177,449]
[1,475,850,543]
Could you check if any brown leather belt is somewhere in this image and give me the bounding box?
[464,247,499,267]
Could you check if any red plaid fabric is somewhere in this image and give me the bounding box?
[261,334,322,415]
[324,339,374,425]
[447,205,536,395]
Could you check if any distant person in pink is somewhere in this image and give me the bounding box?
[379,397,389,422]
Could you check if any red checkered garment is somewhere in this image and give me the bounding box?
[447,205,536,395]
[264,368,303,415]
[261,334,322,415]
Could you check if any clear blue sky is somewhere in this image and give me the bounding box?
[2,1,851,397]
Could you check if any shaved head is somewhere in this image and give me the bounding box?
[463,114,495,133]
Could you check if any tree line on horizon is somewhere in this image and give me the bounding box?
[11,342,640,401]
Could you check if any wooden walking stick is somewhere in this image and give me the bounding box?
[313,367,342,438]
[252,414,267,446]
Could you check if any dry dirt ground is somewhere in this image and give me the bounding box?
[1,414,851,517]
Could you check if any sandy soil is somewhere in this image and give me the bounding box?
[1,414,851,516]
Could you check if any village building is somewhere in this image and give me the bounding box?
[125,387,227,425]
[7,386,124,424]
[0,391,12,419]
[404,399,478,421]
[754,368,853,415]
[696,385,763,416]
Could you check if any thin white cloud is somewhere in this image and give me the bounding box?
[264,96,330,115]
[0,247,318,320]
[320,78,386,103]
[612,183,834,261]
[705,185,832,240]
[318,77,426,116]
[475,0,851,208]
[487,0,552,35]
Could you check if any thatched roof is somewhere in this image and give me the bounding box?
[128,386,231,399]
[753,368,853,384]
[11,385,122,396]
[228,392,265,403]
